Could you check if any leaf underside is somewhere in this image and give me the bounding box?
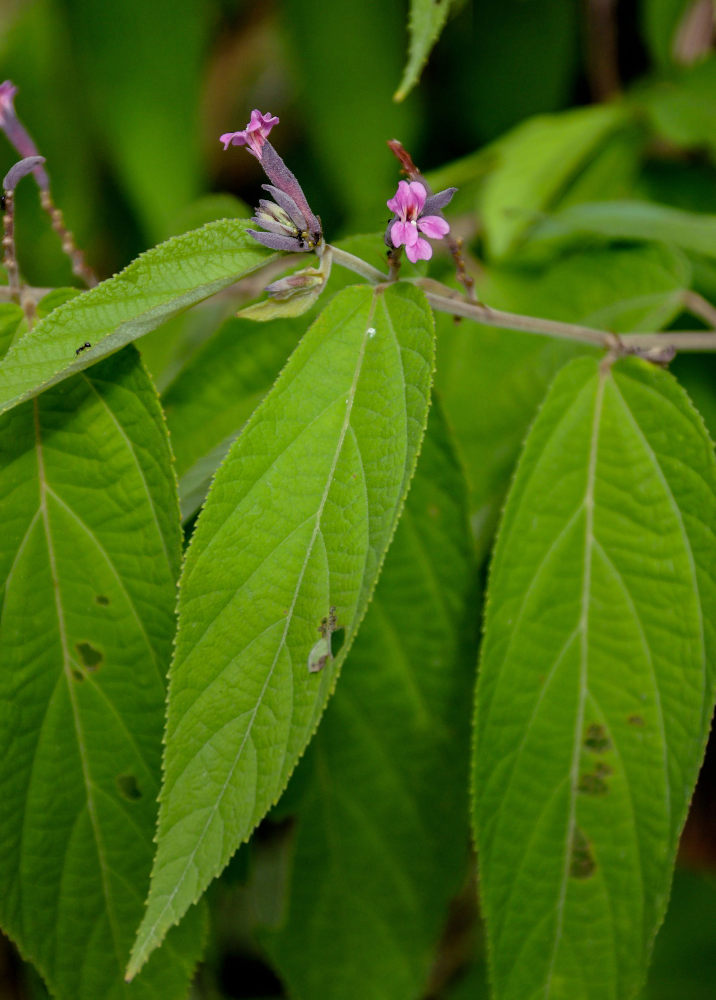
[473,356,716,1000]
[0,347,203,999]
[127,282,435,976]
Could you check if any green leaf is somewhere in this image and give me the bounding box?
[525,199,716,261]
[0,220,274,416]
[394,0,453,101]
[0,347,204,998]
[263,399,476,999]
[473,356,716,999]
[480,104,629,260]
[127,282,435,976]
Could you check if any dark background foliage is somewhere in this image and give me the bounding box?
[2,1,716,997]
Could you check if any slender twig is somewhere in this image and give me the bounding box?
[425,288,613,348]
[328,243,716,355]
[683,290,716,329]
[328,245,388,283]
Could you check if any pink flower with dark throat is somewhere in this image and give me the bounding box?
[386,179,455,263]
[220,110,279,160]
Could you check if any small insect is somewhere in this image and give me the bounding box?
[0,193,6,212]
[308,606,338,673]
[75,342,91,356]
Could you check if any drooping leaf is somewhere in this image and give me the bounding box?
[394,0,454,102]
[0,347,204,999]
[479,104,628,260]
[473,355,716,999]
[127,282,435,976]
[0,220,275,416]
[263,398,476,999]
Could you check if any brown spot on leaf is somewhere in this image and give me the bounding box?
[584,723,611,753]
[75,641,103,670]
[71,669,84,683]
[570,827,596,879]
[579,772,609,795]
[628,714,645,727]
[95,594,110,606]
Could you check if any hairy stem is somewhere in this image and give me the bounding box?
[328,244,716,356]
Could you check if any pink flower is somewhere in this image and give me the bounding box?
[220,110,279,160]
[386,179,454,263]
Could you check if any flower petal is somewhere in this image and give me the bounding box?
[406,237,432,263]
[391,220,420,248]
[418,215,450,239]
[406,181,427,213]
[219,131,246,150]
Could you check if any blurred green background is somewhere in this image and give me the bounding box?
[3,1,716,997]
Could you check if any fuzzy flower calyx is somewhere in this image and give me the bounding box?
[220,110,322,254]
[385,180,455,263]
[220,110,279,159]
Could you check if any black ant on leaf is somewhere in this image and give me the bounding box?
[75,342,91,356]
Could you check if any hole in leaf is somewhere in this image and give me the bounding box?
[569,827,596,879]
[75,641,103,670]
[116,774,142,801]
[71,669,84,683]
[583,722,610,753]
[95,594,110,606]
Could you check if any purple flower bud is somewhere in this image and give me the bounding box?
[219,109,279,159]
[385,179,455,264]
[0,81,49,189]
